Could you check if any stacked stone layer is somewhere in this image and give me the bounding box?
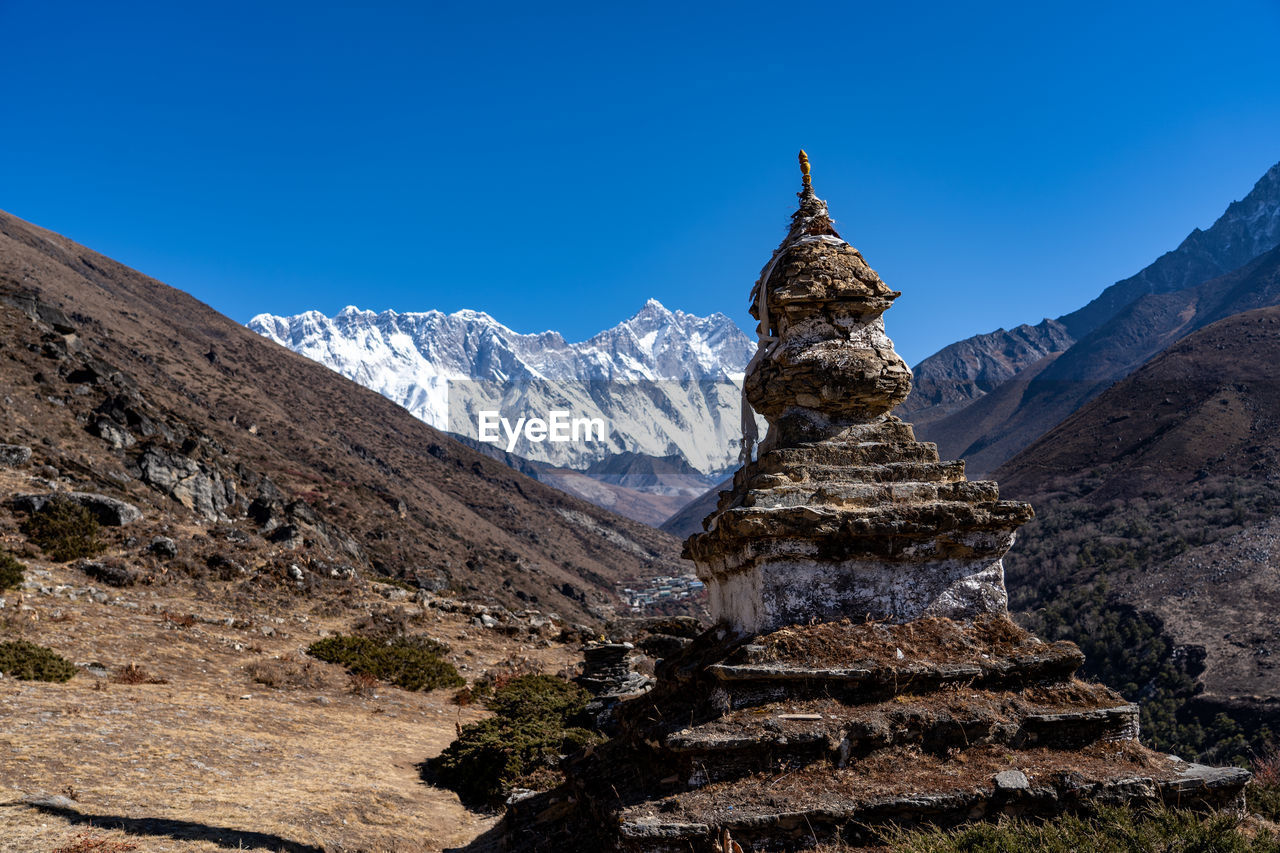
[469,618,1247,852]
[689,194,1029,635]
[743,239,910,426]
[576,642,653,731]
[688,414,1031,634]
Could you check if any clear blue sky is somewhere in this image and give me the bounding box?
[3,1,1278,366]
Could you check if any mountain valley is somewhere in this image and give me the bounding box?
[904,160,1280,475]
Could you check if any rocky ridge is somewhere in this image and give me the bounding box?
[901,159,1280,474]
[0,207,685,624]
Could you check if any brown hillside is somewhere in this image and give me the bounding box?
[0,208,683,623]
[994,305,1280,737]
[996,304,1280,500]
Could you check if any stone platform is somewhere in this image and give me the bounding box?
[688,417,1032,634]
[466,617,1247,852]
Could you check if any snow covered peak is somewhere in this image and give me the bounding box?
[246,301,755,473]
[637,297,670,315]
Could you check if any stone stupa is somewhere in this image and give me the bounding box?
[463,154,1249,853]
[689,149,1031,635]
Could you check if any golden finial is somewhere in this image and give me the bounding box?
[799,150,812,192]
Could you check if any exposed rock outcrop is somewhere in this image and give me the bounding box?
[13,491,141,526]
[131,445,237,521]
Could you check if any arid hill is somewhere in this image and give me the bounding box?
[0,208,684,623]
[994,305,1280,754]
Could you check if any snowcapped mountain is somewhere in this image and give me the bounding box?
[248,300,756,478]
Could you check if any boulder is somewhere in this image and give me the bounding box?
[134,446,235,520]
[0,444,32,468]
[79,560,138,587]
[13,492,141,526]
[148,537,178,558]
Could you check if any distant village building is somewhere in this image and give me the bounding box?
[621,574,704,612]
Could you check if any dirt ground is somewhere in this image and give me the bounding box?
[0,547,581,853]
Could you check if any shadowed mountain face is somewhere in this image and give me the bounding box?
[901,160,1280,476]
[0,209,684,621]
[995,306,1280,743]
[659,474,732,539]
[997,304,1280,499]
[898,318,1075,429]
[1059,162,1280,339]
[928,243,1280,474]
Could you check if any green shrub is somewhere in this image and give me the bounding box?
[306,633,463,692]
[0,639,78,682]
[484,672,591,722]
[0,551,24,591]
[430,674,602,807]
[1253,783,1280,823]
[880,804,1280,852]
[22,496,101,562]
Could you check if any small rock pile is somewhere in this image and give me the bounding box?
[575,642,653,731]
[577,643,648,695]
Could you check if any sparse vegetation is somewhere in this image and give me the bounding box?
[1019,579,1264,765]
[22,496,102,562]
[306,633,463,692]
[245,655,328,689]
[348,671,380,695]
[878,805,1280,852]
[1251,748,1280,822]
[0,549,25,590]
[351,606,444,645]
[160,610,197,628]
[51,836,139,853]
[112,662,168,684]
[1008,480,1280,765]
[0,639,78,681]
[369,573,417,592]
[457,655,543,706]
[430,673,602,807]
